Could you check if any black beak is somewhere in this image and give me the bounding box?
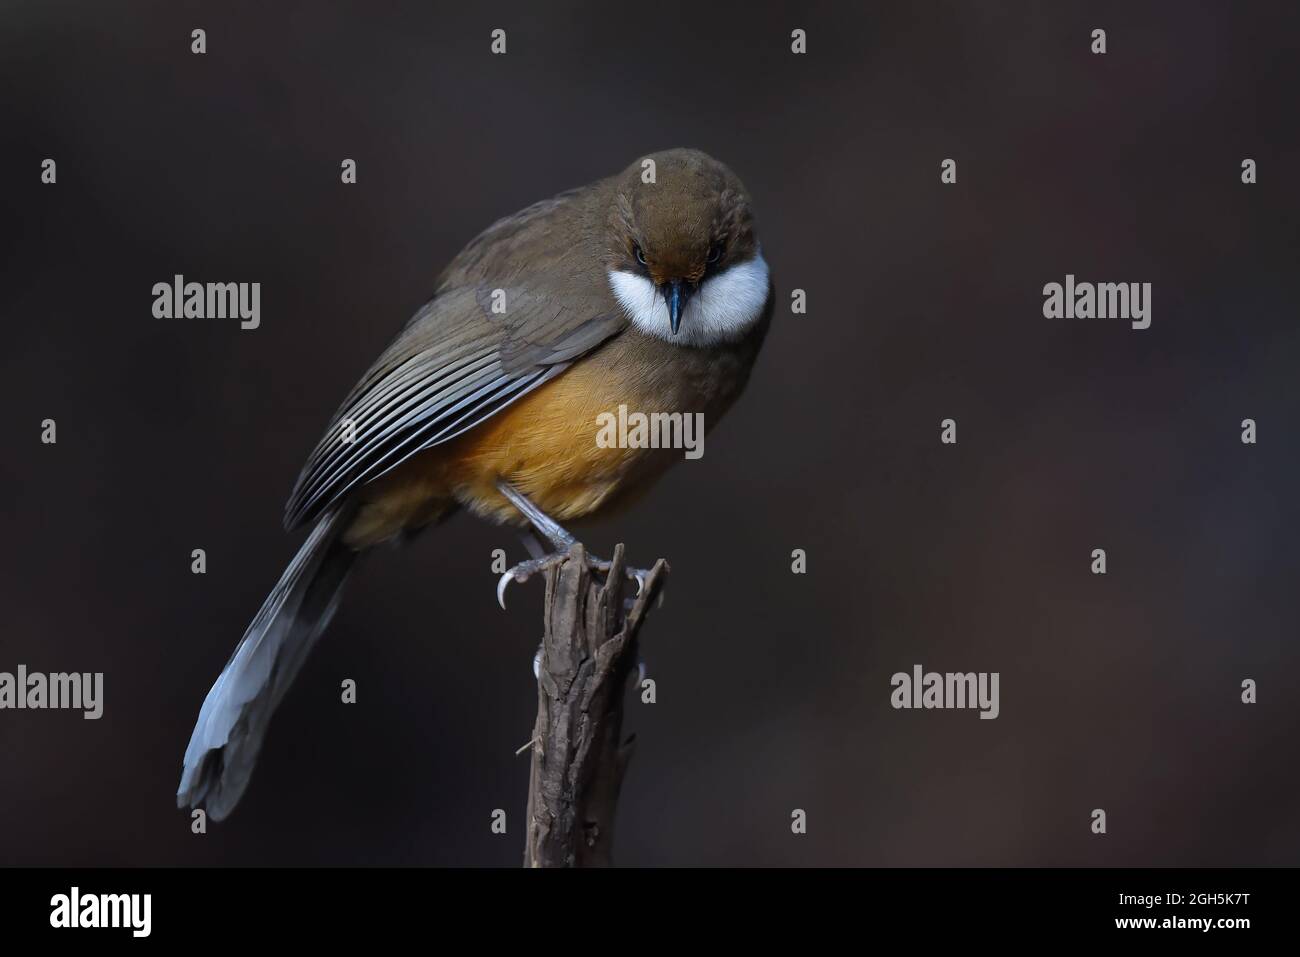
[662,279,693,335]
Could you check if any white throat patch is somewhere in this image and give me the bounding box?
[608,252,769,347]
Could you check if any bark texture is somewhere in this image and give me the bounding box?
[523,543,668,868]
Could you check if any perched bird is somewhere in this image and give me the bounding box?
[177,148,773,819]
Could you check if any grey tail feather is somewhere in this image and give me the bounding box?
[177,503,358,821]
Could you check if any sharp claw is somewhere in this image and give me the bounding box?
[533,646,542,679]
[497,571,513,609]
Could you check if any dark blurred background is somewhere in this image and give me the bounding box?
[1,0,1297,866]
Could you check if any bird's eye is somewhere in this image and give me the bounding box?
[633,244,647,267]
[706,243,724,265]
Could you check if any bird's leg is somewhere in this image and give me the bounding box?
[518,529,548,561]
[496,479,575,551]
[495,479,654,609]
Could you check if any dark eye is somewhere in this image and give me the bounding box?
[706,243,724,265]
[633,244,647,267]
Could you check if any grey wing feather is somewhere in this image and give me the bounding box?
[283,283,624,531]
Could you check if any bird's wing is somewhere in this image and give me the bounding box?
[283,277,626,531]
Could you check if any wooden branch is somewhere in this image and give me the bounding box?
[523,542,668,868]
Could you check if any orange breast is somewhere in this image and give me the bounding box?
[445,358,673,523]
[343,356,673,547]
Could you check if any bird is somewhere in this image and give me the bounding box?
[177,147,774,820]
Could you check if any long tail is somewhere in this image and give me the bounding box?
[177,504,357,820]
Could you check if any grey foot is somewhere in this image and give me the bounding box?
[497,550,651,609]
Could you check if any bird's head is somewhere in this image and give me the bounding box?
[606,149,769,347]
